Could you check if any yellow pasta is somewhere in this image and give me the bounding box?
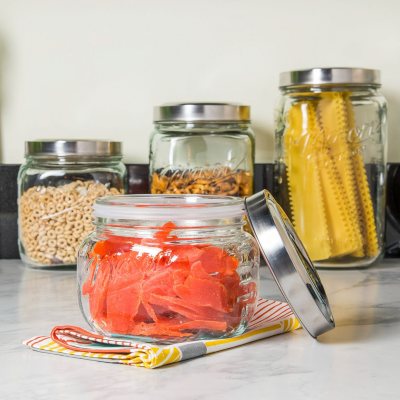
[284,92,379,261]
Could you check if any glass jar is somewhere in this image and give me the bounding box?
[77,195,260,342]
[149,103,254,197]
[274,68,387,268]
[18,140,126,268]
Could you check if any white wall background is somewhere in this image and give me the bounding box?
[0,0,399,164]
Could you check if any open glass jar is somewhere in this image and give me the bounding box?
[77,191,335,343]
[274,68,387,268]
[18,140,126,268]
[150,103,254,197]
[77,195,260,342]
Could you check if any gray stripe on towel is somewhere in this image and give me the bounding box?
[179,342,207,361]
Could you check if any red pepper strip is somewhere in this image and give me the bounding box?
[82,257,97,295]
[190,260,210,279]
[219,274,241,307]
[198,246,240,276]
[158,302,224,323]
[197,246,226,274]
[224,255,239,276]
[174,275,230,312]
[89,258,111,322]
[141,300,158,323]
[142,273,175,298]
[105,252,151,332]
[171,245,205,265]
[107,252,145,291]
[106,284,142,334]
[148,292,202,313]
[147,293,229,323]
[153,221,177,240]
[92,236,139,258]
[177,319,227,332]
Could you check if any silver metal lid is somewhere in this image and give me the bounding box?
[245,190,335,338]
[153,103,250,122]
[25,140,122,157]
[279,67,381,88]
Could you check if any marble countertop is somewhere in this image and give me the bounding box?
[1,259,400,400]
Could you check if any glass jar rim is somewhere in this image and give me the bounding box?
[93,194,244,221]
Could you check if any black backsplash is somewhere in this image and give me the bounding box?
[1,163,399,259]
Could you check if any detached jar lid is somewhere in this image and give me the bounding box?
[279,67,381,88]
[25,140,122,157]
[153,103,250,122]
[245,190,335,338]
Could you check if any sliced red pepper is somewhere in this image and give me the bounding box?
[177,319,227,332]
[153,221,177,240]
[174,275,229,312]
[106,284,141,334]
[88,258,111,322]
[82,257,97,295]
[92,236,139,258]
[198,246,226,274]
[83,221,247,339]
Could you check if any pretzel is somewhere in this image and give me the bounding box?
[151,166,253,197]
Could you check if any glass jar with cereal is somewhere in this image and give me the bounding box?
[18,140,126,268]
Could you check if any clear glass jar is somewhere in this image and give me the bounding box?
[274,68,387,268]
[150,103,254,197]
[77,195,259,343]
[18,140,126,268]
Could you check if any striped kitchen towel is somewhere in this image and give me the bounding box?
[23,299,300,369]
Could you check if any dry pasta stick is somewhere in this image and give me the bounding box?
[284,92,378,261]
[284,101,331,261]
[344,93,379,257]
[317,92,363,256]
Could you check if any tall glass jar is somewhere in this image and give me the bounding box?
[18,140,126,268]
[77,195,259,342]
[150,103,254,197]
[274,68,387,268]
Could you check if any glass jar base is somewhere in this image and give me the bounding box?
[20,252,76,269]
[90,321,249,345]
[314,253,382,269]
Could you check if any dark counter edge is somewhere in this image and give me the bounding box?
[1,163,400,259]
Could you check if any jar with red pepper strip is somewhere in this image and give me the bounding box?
[77,195,259,343]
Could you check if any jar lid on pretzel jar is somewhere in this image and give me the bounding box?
[153,103,250,123]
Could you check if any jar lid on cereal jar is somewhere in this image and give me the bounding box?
[245,190,335,338]
[25,140,122,158]
[153,103,250,123]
